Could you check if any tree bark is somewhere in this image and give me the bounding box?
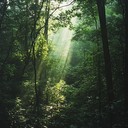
[44,0,50,41]
[123,0,128,124]
[96,0,114,127]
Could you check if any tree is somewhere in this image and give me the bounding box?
[123,0,128,124]
[96,0,114,127]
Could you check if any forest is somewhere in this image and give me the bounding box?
[0,0,128,128]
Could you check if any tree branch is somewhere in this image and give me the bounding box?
[36,0,75,36]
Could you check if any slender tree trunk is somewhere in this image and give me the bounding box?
[96,0,114,127]
[44,0,50,41]
[124,0,128,124]
[42,0,50,105]
[33,1,40,128]
[94,16,102,128]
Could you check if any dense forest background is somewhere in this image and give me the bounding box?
[0,0,128,128]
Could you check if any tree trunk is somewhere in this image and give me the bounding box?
[96,0,114,127]
[44,0,50,41]
[123,0,128,124]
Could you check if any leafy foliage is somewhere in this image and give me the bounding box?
[0,0,127,128]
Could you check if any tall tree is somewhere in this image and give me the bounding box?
[123,0,128,123]
[96,0,114,127]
